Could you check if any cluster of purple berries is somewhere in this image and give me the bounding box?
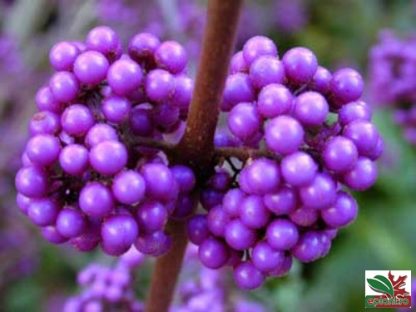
[64,246,145,312]
[171,245,267,312]
[188,36,383,289]
[15,26,195,256]
[369,30,416,145]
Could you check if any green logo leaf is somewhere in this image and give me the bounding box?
[367,276,394,297]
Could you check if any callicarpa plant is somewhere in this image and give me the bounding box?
[14,0,383,310]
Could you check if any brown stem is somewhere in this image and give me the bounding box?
[144,220,189,312]
[173,0,243,179]
[145,1,242,311]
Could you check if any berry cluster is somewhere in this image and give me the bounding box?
[188,36,383,289]
[15,26,195,256]
[369,30,416,145]
[64,247,145,312]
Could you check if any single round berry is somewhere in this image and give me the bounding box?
[26,134,61,167]
[56,208,86,238]
[242,36,278,66]
[321,191,358,228]
[112,171,146,205]
[29,111,61,135]
[241,158,280,195]
[233,261,265,290]
[171,165,196,193]
[15,166,48,198]
[86,26,121,59]
[137,201,168,233]
[102,95,131,123]
[263,186,297,216]
[155,41,187,74]
[282,47,318,85]
[101,214,139,256]
[228,102,261,141]
[265,115,304,155]
[140,163,178,202]
[293,91,329,126]
[107,59,143,96]
[79,182,114,217]
[266,219,299,250]
[249,56,285,89]
[299,173,337,210]
[240,195,271,229]
[61,104,94,137]
[225,219,257,251]
[73,51,109,85]
[145,69,174,102]
[199,237,229,269]
[323,136,358,173]
[291,231,322,263]
[129,107,153,137]
[89,141,128,175]
[27,198,59,226]
[187,215,209,245]
[343,157,378,191]
[59,144,89,175]
[49,41,79,71]
[257,83,293,118]
[221,73,255,112]
[171,75,193,109]
[223,189,246,218]
[49,71,79,103]
[330,68,363,104]
[252,241,285,273]
[310,66,332,94]
[128,32,160,62]
[281,151,317,186]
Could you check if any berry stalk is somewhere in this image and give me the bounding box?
[174,0,243,178]
[145,1,242,311]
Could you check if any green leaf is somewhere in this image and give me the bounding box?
[367,278,394,297]
[374,275,394,295]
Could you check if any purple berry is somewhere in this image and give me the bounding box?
[107,59,143,96]
[61,104,94,137]
[299,173,337,210]
[266,219,299,250]
[79,182,114,217]
[228,102,261,141]
[265,115,304,155]
[293,91,329,126]
[282,47,318,85]
[257,83,293,118]
[233,261,265,290]
[281,151,317,186]
[89,141,128,175]
[199,237,229,269]
[321,191,358,228]
[73,51,109,85]
[59,144,89,175]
